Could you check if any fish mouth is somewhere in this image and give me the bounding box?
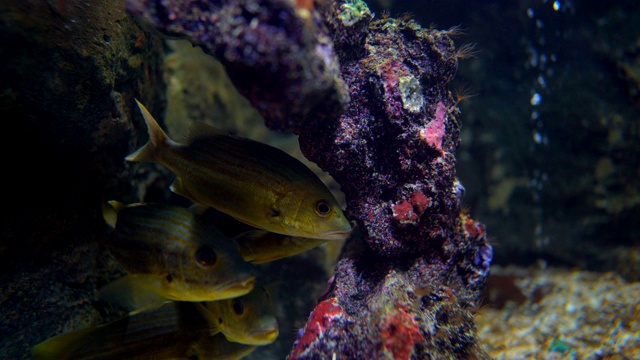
[221,276,256,297]
[319,229,352,240]
[249,327,279,344]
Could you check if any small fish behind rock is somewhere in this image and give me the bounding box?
[234,230,328,264]
[196,285,279,345]
[100,201,256,313]
[126,99,352,241]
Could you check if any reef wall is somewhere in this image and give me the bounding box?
[126,0,492,358]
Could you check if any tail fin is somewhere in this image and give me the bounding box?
[31,326,96,360]
[125,99,168,162]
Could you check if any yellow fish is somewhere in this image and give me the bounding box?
[234,230,328,264]
[126,99,352,240]
[196,285,279,345]
[100,201,256,313]
[32,302,257,360]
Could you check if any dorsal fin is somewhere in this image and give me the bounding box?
[125,100,170,162]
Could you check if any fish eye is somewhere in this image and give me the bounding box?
[314,200,332,217]
[195,245,217,268]
[232,299,245,316]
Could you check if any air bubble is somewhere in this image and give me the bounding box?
[530,93,542,106]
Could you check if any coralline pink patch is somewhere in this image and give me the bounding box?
[410,192,430,215]
[377,59,403,89]
[291,297,344,358]
[392,200,417,224]
[380,304,424,360]
[421,101,446,153]
[392,192,430,224]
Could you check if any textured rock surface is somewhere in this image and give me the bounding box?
[291,3,491,357]
[126,0,349,131]
[0,1,164,358]
[0,0,164,260]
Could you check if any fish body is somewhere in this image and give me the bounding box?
[197,286,279,345]
[127,100,352,240]
[100,201,256,311]
[234,230,328,264]
[32,302,257,360]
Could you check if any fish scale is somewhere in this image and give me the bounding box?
[110,207,204,274]
[168,138,298,210]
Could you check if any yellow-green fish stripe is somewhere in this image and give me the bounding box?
[165,139,307,204]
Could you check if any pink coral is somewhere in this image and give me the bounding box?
[421,101,447,153]
[380,304,424,360]
[392,200,417,223]
[291,297,345,358]
[392,192,431,224]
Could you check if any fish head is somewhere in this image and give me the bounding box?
[277,191,352,240]
[106,202,256,302]
[202,285,279,345]
[161,217,257,302]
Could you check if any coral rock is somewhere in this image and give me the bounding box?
[126,0,349,131]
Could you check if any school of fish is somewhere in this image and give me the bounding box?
[32,99,352,359]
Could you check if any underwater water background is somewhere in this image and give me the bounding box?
[1,0,639,359]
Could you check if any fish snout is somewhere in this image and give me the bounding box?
[240,276,256,291]
[321,228,352,241]
[216,274,256,300]
[231,276,256,293]
[250,326,279,344]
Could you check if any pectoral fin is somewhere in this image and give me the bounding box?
[188,203,210,216]
[98,274,171,315]
[194,302,221,335]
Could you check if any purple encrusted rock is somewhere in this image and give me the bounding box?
[291,2,492,358]
[299,4,460,258]
[126,0,349,131]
